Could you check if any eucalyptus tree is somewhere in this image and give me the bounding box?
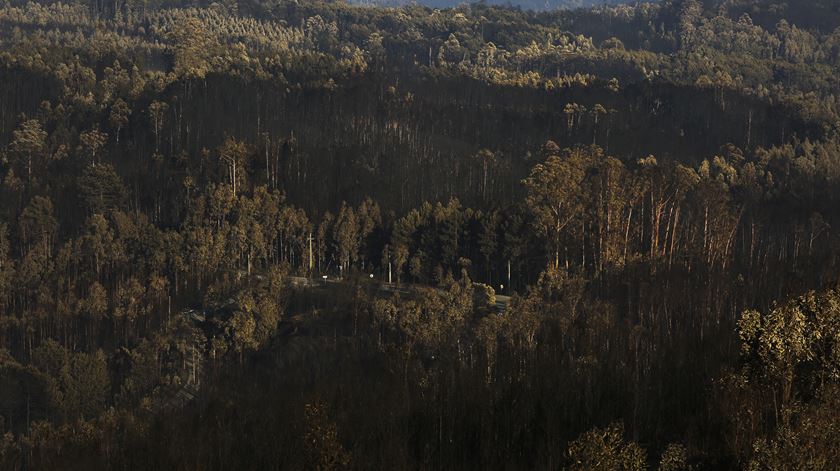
[9,119,48,184]
[523,145,591,269]
[217,137,250,197]
[108,99,131,144]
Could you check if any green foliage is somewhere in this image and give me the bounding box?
[658,443,689,471]
[738,291,840,410]
[170,17,214,80]
[77,164,128,214]
[720,290,840,467]
[567,422,647,471]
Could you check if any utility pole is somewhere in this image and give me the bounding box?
[507,260,511,293]
[308,232,314,276]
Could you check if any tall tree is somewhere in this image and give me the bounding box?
[333,203,359,275]
[523,146,591,269]
[148,101,168,156]
[169,17,213,80]
[9,119,47,183]
[217,137,249,196]
[108,99,131,145]
[79,127,108,166]
[19,196,58,257]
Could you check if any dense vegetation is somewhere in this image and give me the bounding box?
[1,0,840,468]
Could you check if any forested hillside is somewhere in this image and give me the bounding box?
[349,0,651,13]
[1,0,840,469]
